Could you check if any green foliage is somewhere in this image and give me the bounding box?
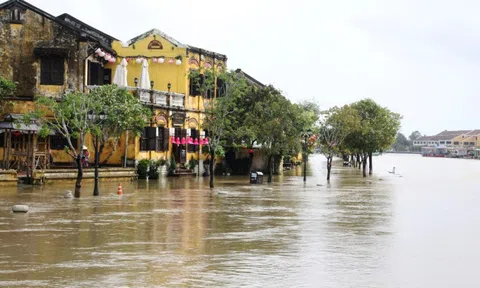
[168,154,177,174]
[137,159,150,179]
[409,131,422,141]
[137,158,162,179]
[148,160,160,179]
[392,132,410,152]
[0,76,16,99]
[27,92,95,159]
[88,85,151,164]
[188,155,197,170]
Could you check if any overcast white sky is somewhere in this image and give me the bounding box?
[27,0,480,136]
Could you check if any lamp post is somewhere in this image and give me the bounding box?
[302,129,313,182]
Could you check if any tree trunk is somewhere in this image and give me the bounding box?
[267,155,273,183]
[368,152,373,175]
[357,153,361,169]
[327,156,332,181]
[209,151,215,188]
[74,155,83,198]
[94,136,100,196]
[362,153,368,177]
[124,131,129,168]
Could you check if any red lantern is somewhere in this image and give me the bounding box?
[194,138,199,145]
[13,131,21,137]
[176,137,180,144]
[248,149,254,154]
[187,137,193,145]
[181,137,186,145]
[199,138,204,145]
[171,136,176,144]
[204,138,209,145]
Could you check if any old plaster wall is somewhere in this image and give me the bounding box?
[0,8,87,98]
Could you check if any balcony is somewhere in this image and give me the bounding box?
[86,86,185,109]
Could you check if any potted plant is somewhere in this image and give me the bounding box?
[158,157,168,176]
[188,155,196,170]
[148,160,160,179]
[225,167,232,176]
[137,159,150,179]
[167,154,177,176]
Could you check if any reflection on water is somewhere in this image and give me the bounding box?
[0,154,480,287]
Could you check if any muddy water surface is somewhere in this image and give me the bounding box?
[0,154,479,287]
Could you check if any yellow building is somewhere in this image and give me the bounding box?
[0,0,227,175]
[99,29,227,167]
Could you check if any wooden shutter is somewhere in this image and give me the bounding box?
[156,127,163,152]
[163,128,169,151]
[146,127,157,151]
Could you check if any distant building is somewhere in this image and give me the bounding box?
[413,130,480,148]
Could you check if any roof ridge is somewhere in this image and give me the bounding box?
[126,28,186,48]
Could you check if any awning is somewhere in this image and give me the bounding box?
[0,114,41,131]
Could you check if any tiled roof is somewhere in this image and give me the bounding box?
[417,130,479,141]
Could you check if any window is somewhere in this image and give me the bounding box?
[50,134,78,150]
[189,72,203,96]
[156,127,169,152]
[41,57,64,85]
[9,7,25,23]
[148,40,163,50]
[216,78,226,97]
[446,141,452,144]
[440,141,445,144]
[454,141,459,145]
[470,142,475,145]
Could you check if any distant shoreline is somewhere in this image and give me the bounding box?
[384,151,421,155]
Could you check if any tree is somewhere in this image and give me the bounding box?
[88,85,150,196]
[409,131,422,141]
[317,105,360,181]
[392,132,410,151]
[89,85,150,166]
[191,69,250,188]
[0,76,16,113]
[343,99,401,177]
[29,93,95,197]
[246,86,299,183]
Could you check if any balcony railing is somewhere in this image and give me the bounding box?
[86,85,185,109]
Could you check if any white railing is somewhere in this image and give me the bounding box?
[153,91,168,106]
[86,85,184,108]
[171,93,184,108]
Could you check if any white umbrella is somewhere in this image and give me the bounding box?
[113,58,128,87]
[138,59,151,102]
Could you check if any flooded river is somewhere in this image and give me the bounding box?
[1,154,480,287]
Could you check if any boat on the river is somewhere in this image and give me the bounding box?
[421,146,447,157]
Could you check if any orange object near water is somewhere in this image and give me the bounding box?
[117,183,123,195]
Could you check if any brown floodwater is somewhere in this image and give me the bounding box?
[1,154,479,287]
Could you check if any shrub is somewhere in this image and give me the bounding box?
[188,155,197,170]
[168,154,177,176]
[137,159,150,179]
[148,160,160,179]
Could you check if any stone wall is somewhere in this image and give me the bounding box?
[33,168,137,184]
[0,8,87,98]
[0,170,17,186]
